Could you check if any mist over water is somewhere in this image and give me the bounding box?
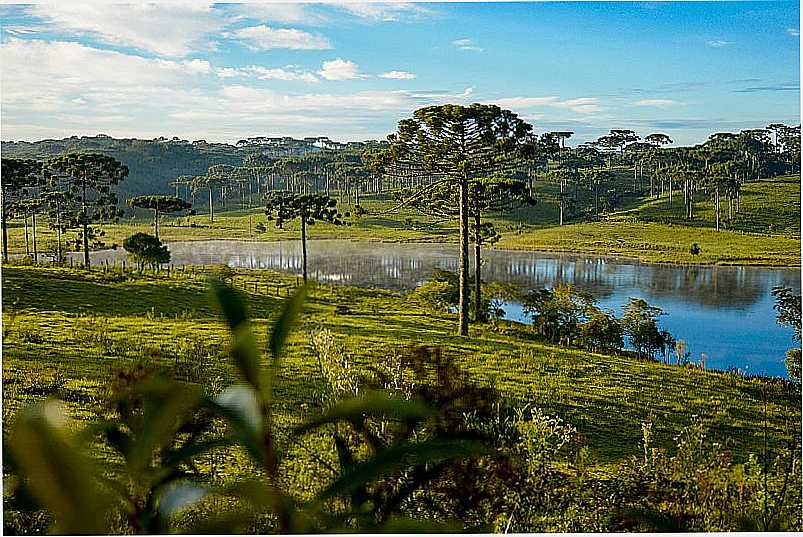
[84,239,801,377]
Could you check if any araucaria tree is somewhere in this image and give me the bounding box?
[397,176,535,321]
[378,104,535,335]
[127,195,191,240]
[0,157,42,263]
[263,192,343,283]
[44,153,128,269]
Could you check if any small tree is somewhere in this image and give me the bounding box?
[263,191,343,283]
[522,284,595,345]
[122,232,170,272]
[621,298,670,359]
[772,286,802,381]
[127,195,191,240]
[578,307,624,353]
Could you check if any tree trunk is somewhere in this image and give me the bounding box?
[1,191,8,263]
[32,211,38,264]
[24,215,29,255]
[474,210,483,323]
[81,174,90,269]
[458,172,470,336]
[715,187,720,231]
[209,186,214,223]
[56,205,63,265]
[559,180,565,226]
[154,207,160,240]
[301,215,308,284]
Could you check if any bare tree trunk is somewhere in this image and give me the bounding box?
[458,172,470,336]
[209,187,214,223]
[32,211,37,263]
[1,191,8,263]
[82,175,90,269]
[56,204,63,264]
[301,215,308,284]
[474,209,483,323]
[154,207,160,240]
[715,187,720,231]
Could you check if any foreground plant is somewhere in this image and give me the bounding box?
[4,279,489,534]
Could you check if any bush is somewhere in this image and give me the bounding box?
[122,232,169,271]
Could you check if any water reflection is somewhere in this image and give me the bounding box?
[81,239,801,377]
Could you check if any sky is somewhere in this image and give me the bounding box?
[0,1,799,146]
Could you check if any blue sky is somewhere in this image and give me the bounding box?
[0,1,799,145]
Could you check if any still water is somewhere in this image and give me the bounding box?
[85,239,801,377]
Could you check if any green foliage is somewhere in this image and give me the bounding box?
[122,232,170,270]
[263,191,343,228]
[4,280,495,534]
[521,284,594,345]
[622,298,673,360]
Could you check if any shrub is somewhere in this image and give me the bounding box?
[122,232,170,271]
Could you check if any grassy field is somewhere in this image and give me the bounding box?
[5,175,800,266]
[3,265,799,471]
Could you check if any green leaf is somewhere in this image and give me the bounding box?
[294,391,430,436]
[8,400,113,534]
[210,278,261,388]
[209,276,248,330]
[269,284,307,361]
[126,378,203,474]
[318,438,488,500]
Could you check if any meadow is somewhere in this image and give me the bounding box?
[4,265,799,462]
[5,176,800,267]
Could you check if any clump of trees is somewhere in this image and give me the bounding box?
[519,285,673,360]
[772,286,801,381]
[122,232,170,271]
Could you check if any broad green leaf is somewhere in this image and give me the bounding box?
[294,391,430,436]
[269,284,307,361]
[126,378,203,474]
[210,278,261,388]
[209,276,248,330]
[8,400,112,534]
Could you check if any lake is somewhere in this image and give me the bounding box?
[83,239,801,377]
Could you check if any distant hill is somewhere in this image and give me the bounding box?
[0,135,330,200]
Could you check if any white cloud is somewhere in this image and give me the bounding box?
[226,3,325,25]
[379,70,416,80]
[27,3,224,58]
[452,38,483,52]
[0,38,478,143]
[633,99,680,107]
[787,27,800,37]
[496,96,602,114]
[706,39,733,48]
[330,2,432,22]
[227,25,332,50]
[318,58,365,80]
[215,65,319,83]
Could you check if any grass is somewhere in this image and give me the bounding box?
[3,264,799,472]
[4,175,799,266]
